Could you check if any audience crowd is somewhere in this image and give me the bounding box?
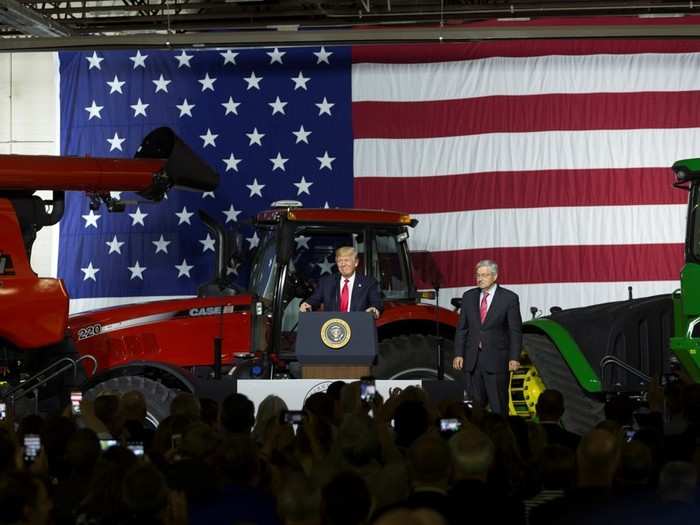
[1,377,699,525]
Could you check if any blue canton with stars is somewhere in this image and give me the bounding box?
[57,46,353,299]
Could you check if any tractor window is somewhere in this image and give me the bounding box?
[291,232,364,293]
[692,202,700,263]
[249,229,278,301]
[374,233,410,300]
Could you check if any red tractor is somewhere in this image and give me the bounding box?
[1,128,464,423]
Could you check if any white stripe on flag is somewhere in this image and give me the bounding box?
[352,53,700,102]
[354,128,700,178]
[408,205,685,252]
[434,281,679,321]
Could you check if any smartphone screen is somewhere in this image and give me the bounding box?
[99,438,118,451]
[360,377,376,403]
[23,434,41,464]
[0,402,7,421]
[439,418,462,433]
[127,442,144,456]
[70,390,83,415]
[281,410,304,425]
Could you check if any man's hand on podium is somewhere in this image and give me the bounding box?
[299,302,312,312]
[365,307,380,319]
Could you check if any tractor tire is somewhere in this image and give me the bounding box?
[524,333,605,435]
[84,375,179,427]
[373,334,464,382]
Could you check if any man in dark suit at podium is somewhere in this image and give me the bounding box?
[452,259,522,415]
[299,246,382,319]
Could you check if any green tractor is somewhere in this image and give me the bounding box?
[508,162,700,435]
[668,158,700,384]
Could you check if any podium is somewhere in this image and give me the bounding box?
[296,311,377,379]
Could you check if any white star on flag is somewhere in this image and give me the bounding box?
[82,209,101,228]
[222,153,242,172]
[152,74,171,93]
[200,233,216,252]
[247,231,260,249]
[316,97,334,116]
[270,153,289,171]
[227,262,240,276]
[295,235,311,250]
[222,97,241,115]
[175,206,194,225]
[317,256,334,275]
[291,71,310,90]
[131,98,149,117]
[86,51,104,70]
[244,72,263,90]
[175,259,194,278]
[106,235,124,254]
[175,50,193,68]
[268,96,287,115]
[107,132,125,151]
[246,128,265,146]
[129,50,148,69]
[81,262,100,281]
[246,178,265,198]
[222,204,242,223]
[128,261,146,280]
[293,125,312,144]
[84,101,103,120]
[314,46,333,64]
[294,176,313,195]
[129,207,148,226]
[110,191,122,200]
[220,49,238,65]
[176,99,195,117]
[200,128,218,148]
[106,75,125,94]
[317,151,336,170]
[199,73,217,92]
[267,48,286,64]
[202,191,216,199]
[152,235,171,254]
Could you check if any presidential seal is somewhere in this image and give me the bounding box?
[320,318,352,349]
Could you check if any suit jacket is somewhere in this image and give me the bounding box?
[305,273,383,313]
[454,285,522,373]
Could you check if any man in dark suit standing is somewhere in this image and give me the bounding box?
[299,246,382,319]
[452,260,522,415]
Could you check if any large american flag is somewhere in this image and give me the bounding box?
[59,39,700,318]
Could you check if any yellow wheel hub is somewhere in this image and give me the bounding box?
[509,357,546,418]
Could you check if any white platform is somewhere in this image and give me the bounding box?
[236,379,422,412]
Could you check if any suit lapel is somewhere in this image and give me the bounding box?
[483,287,501,325]
[350,275,363,311]
[332,276,340,311]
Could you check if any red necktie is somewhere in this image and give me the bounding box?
[340,279,350,312]
[480,291,489,324]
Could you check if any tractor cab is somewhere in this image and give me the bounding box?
[249,203,418,358]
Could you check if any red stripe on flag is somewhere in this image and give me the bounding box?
[412,244,684,288]
[353,92,700,139]
[352,40,700,63]
[355,168,684,212]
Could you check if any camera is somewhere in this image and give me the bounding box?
[360,376,376,403]
[281,410,304,425]
[439,418,462,433]
[70,390,83,416]
[23,434,41,464]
